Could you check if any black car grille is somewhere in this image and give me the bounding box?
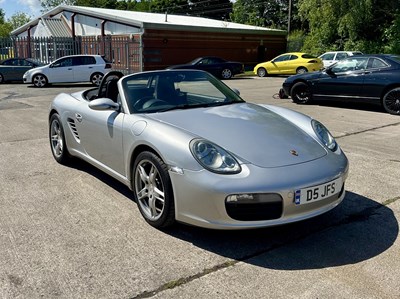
[225,194,283,221]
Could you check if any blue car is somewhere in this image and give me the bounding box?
[281,54,400,115]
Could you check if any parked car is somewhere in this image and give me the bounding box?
[0,58,43,83]
[319,51,363,68]
[254,52,323,77]
[281,54,400,115]
[23,54,112,87]
[167,56,244,79]
[49,69,348,229]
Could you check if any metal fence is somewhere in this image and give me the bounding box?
[0,36,142,74]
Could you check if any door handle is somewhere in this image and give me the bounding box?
[75,113,83,122]
[68,68,73,70]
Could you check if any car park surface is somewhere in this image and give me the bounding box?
[0,78,399,298]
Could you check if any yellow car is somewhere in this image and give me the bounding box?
[254,52,323,77]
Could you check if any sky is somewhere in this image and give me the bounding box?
[0,0,42,20]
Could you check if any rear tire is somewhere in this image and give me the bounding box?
[221,68,233,79]
[296,67,308,74]
[90,72,103,86]
[0,73,4,83]
[382,87,400,115]
[291,82,312,104]
[257,67,267,77]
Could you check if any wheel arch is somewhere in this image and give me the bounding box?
[380,84,400,101]
[289,79,311,95]
[128,144,163,189]
[296,66,308,73]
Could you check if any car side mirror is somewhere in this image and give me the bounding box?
[232,88,240,95]
[325,68,335,75]
[89,98,120,111]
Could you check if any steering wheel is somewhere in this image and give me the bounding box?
[134,96,169,110]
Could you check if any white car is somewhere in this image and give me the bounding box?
[319,51,363,68]
[23,54,112,87]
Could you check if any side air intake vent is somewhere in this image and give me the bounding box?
[67,118,80,141]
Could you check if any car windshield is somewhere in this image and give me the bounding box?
[122,70,245,113]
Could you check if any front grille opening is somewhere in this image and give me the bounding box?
[225,193,283,221]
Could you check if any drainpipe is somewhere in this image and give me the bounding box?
[71,13,76,53]
[27,26,32,58]
[101,20,106,55]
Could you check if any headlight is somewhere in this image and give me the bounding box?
[190,139,241,174]
[312,120,337,151]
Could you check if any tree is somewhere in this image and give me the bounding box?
[189,0,233,20]
[9,13,32,30]
[230,0,299,30]
[298,0,400,54]
[40,0,76,12]
[0,10,29,37]
[149,0,189,14]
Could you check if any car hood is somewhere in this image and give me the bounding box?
[147,103,327,168]
[25,64,49,73]
[285,71,324,82]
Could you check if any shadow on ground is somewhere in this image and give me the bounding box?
[69,159,398,270]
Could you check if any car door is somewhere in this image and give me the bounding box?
[361,57,391,100]
[73,56,96,82]
[311,57,368,100]
[74,102,126,176]
[48,57,74,82]
[14,59,36,80]
[268,54,292,74]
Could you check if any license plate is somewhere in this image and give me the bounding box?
[294,177,342,205]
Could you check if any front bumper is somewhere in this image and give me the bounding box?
[169,151,349,229]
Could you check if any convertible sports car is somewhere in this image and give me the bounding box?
[281,54,400,115]
[49,70,348,229]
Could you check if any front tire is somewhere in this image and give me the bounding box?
[221,68,233,79]
[257,67,267,77]
[382,87,400,115]
[133,151,175,228]
[33,74,48,87]
[291,82,312,104]
[49,113,71,164]
[0,73,4,83]
[90,72,103,86]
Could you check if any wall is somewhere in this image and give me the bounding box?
[142,28,287,71]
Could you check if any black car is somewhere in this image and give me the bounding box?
[281,54,400,115]
[0,58,43,83]
[167,56,244,79]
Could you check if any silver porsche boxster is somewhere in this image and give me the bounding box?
[49,70,349,229]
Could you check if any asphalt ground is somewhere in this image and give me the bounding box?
[0,77,399,298]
